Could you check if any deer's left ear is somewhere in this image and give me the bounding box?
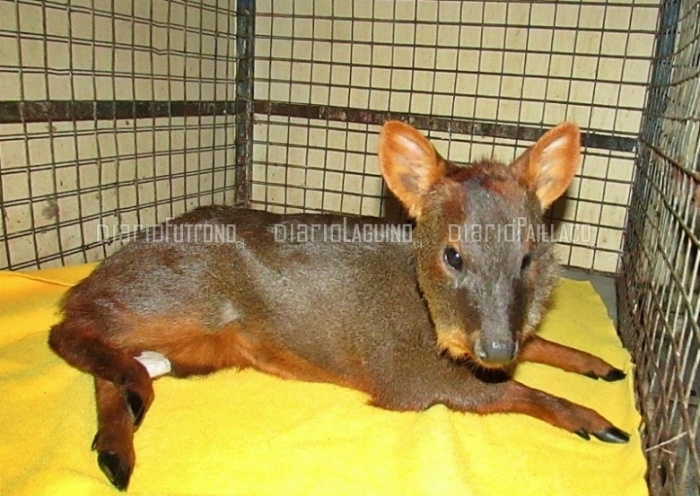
[511,122,581,209]
[379,121,451,220]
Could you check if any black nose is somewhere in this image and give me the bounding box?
[475,338,516,365]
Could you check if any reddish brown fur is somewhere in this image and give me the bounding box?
[519,336,621,378]
[49,121,629,491]
[449,161,521,196]
[118,317,364,389]
[379,122,457,220]
[510,122,580,208]
[468,381,614,436]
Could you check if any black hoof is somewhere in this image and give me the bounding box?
[601,368,626,382]
[125,391,145,427]
[583,371,599,380]
[574,428,590,440]
[592,426,630,443]
[97,451,131,491]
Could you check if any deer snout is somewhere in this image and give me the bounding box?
[474,337,517,366]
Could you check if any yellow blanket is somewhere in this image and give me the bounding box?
[0,265,647,496]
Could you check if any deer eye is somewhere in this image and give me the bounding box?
[521,254,532,271]
[443,247,463,271]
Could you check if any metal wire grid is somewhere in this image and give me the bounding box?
[250,0,658,274]
[0,0,241,270]
[1,0,697,492]
[619,0,700,493]
[0,0,660,274]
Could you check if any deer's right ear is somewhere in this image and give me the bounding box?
[510,122,581,209]
[379,121,449,220]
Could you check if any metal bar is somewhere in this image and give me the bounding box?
[234,0,255,207]
[252,101,638,153]
[0,98,638,154]
[0,100,238,124]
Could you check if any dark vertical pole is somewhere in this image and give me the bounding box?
[235,0,255,207]
[642,0,680,144]
[618,1,682,492]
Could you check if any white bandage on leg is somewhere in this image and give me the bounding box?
[135,351,172,378]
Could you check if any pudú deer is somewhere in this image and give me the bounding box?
[49,121,629,490]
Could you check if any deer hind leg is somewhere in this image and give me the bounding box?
[91,377,143,491]
[49,320,156,426]
[519,335,626,382]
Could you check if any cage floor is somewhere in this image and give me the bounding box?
[563,269,617,322]
[0,264,646,496]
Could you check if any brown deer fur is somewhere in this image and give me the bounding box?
[49,121,629,491]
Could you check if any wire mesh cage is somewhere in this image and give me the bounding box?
[0,0,244,269]
[618,0,700,493]
[0,0,698,494]
[252,0,651,275]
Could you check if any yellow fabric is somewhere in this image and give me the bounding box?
[0,264,647,496]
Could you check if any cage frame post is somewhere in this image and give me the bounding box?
[618,0,700,493]
[235,0,255,207]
